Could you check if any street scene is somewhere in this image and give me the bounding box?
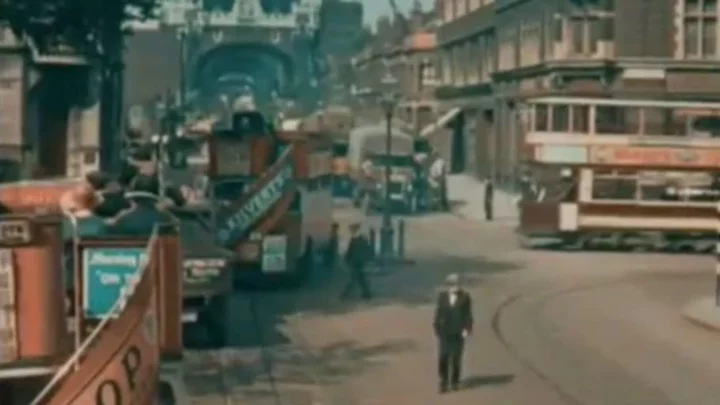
[179,181,720,405]
[1,0,720,404]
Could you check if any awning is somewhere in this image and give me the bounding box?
[419,107,462,138]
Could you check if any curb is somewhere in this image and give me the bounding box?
[681,298,720,333]
[682,312,720,333]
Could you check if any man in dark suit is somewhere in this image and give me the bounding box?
[340,223,373,300]
[433,273,473,393]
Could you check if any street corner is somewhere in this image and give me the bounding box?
[682,296,720,333]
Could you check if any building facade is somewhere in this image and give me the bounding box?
[351,5,440,132]
[353,31,438,131]
[436,0,720,187]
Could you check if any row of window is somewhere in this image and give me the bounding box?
[683,16,719,57]
[441,0,495,23]
[442,0,716,25]
[440,14,612,87]
[591,170,720,201]
[532,104,720,137]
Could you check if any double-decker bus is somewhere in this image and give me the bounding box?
[300,106,355,196]
[518,97,720,251]
[209,111,333,285]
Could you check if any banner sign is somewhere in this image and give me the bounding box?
[216,150,295,247]
[0,248,17,364]
[589,146,720,168]
[82,247,148,319]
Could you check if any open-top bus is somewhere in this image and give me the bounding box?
[299,106,355,196]
[209,111,333,285]
[519,97,720,251]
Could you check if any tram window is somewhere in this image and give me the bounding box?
[643,108,685,136]
[596,106,639,134]
[638,170,718,201]
[550,104,569,132]
[639,183,674,201]
[591,177,637,200]
[534,104,549,131]
[690,116,720,137]
[571,105,589,132]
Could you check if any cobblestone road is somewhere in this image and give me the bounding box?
[185,204,720,405]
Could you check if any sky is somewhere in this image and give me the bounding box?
[362,0,434,26]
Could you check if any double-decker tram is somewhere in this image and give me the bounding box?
[519,97,720,251]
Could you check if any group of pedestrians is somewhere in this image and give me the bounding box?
[324,219,474,393]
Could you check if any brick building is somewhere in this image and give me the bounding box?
[351,4,440,132]
[435,0,720,186]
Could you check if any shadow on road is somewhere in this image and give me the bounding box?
[294,253,521,314]
[462,374,515,390]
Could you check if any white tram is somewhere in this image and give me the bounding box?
[518,97,720,251]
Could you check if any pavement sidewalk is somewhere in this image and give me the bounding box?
[682,296,720,332]
[447,174,519,224]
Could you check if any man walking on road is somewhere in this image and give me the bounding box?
[483,180,494,221]
[433,273,473,393]
[340,223,373,300]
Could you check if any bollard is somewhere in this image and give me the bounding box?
[369,228,377,258]
[397,219,405,259]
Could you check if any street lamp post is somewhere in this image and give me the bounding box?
[379,72,398,258]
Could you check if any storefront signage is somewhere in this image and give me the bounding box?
[262,235,287,273]
[217,162,294,246]
[589,146,720,168]
[83,247,148,319]
[0,249,17,364]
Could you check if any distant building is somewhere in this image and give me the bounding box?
[351,2,440,132]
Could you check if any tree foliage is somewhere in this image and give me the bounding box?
[0,0,158,57]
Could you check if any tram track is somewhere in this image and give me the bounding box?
[490,271,692,405]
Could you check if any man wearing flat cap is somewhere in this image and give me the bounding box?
[433,273,473,393]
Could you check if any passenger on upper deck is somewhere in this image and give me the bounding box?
[86,170,132,218]
[60,183,111,240]
[108,175,177,237]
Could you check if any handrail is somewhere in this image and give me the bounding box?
[29,230,158,405]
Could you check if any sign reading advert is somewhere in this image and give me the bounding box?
[83,247,148,319]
